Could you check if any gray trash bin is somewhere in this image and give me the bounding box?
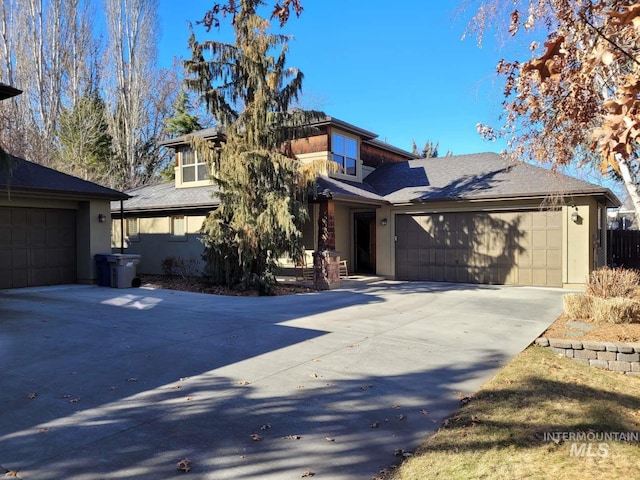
[107,254,141,288]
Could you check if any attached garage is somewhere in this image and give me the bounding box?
[395,210,562,287]
[0,207,77,288]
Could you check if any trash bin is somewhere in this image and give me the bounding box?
[107,254,141,288]
[94,254,112,287]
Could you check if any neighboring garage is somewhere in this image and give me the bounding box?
[395,210,562,287]
[0,157,128,288]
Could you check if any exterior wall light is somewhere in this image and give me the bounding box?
[571,210,580,223]
[380,218,388,226]
[98,213,107,223]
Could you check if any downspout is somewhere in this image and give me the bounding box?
[120,200,124,254]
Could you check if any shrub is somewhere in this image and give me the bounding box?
[591,297,640,324]
[563,293,593,319]
[161,256,199,279]
[586,266,639,299]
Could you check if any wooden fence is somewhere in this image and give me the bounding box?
[608,230,640,269]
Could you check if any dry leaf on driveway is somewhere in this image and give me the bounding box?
[176,458,191,472]
[27,392,38,399]
[301,470,315,477]
[250,433,261,441]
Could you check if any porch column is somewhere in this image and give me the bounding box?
[315,199,340,289]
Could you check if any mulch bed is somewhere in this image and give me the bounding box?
[139,274,313,296]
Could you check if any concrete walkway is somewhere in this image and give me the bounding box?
[0,281,565,479]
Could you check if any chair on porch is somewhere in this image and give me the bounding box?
[295,249,315,282]
[339,259,348,279]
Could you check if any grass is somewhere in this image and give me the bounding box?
[389,346,640,480]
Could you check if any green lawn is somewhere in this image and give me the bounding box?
[390,346,640,480]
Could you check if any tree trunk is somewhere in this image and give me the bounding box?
[617,155,640,220]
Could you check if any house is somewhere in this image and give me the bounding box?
[111,116,619,288]
[0,83,129,289]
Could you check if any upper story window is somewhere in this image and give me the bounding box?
[331,133,358,176]
[180,148,209,183]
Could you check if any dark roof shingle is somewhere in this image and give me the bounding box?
[0,157,128,200]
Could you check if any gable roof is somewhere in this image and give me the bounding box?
[0,156,128,201]
[362,152,620,206]
[111,181,219,213]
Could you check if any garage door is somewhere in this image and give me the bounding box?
[0,207,77,288]
[395,210,562,287]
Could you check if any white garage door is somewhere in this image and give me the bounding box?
[0,207,77,288]
[395,210,562,287]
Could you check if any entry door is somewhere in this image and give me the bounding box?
[354,212,376,273]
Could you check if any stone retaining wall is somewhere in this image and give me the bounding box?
[535,338,640,376]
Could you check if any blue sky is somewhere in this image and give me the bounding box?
[156,1,512,157]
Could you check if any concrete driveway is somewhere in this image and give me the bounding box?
[0,281,564,479]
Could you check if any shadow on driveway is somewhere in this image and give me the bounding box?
[0,282,564,479]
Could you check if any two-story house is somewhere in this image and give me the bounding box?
[112,115,619,288]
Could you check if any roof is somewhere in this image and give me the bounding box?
[157,116,418,160]
[114,152,619,213]
[0,156,128,201]
[111,181,219,213]
[362,152,620,206]
[158,126,224,148]
[0,83,21,100]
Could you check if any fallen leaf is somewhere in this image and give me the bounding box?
[60,394,71,399]
[397,414,406,421]
[360,384,374,390]
[391,404,400,409]
[185,396,194,401]
[126,377,138,382]
[4,470,19,477]
[301,471,315,477]
[176,458,191,473]
[27,392,38,399]
[180,377,189,381]
[309,373,318,378]
[260,423,271,431]
[38,427,50,433]
[69,398,80,403]
[393,449,413,458]
[283,434,302,440]
[251,433,261,441]
[297,385,305,389]
[370,421,380,428]
[108,386,118,391]
[325,437,335,442]
[419,409,429,415]
[238,380,250,386]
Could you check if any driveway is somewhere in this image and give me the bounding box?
[0,281,564,479]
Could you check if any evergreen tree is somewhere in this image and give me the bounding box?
[410,139,453,158]
[184,0,321,294]
[57,91,113,182]
[165,90,202,137]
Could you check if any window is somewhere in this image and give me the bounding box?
[331,133,358,176]
[170,215,186,238]
[180,148,209,183]
[126,218,139,241]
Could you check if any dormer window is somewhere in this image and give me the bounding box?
[180,148,208,183]
[331,133,357,176]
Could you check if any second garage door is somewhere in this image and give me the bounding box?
[0,207,77,289]
[395,210,562,287]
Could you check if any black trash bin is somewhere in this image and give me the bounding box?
[94,254,112,287]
